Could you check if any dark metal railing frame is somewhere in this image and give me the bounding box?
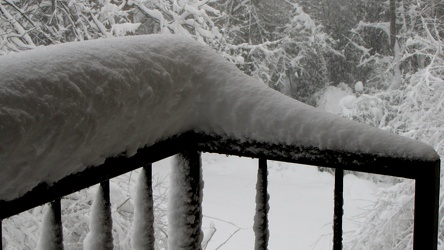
[0,131,440,249]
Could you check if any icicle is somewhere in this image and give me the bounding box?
[132,165,155,250]
[254,159,269,250]
[36,199,64,250]
[168,151,203,250]
[84,181,114,250]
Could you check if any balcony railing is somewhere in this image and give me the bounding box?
[0,35,440,249]
[0,132,440,249]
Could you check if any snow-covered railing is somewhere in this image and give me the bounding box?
[0,35,440,249]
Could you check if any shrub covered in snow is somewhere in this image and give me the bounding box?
[328,8,444,249]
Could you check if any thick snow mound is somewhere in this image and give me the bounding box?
[0,35,438,201]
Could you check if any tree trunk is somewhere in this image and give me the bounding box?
[389,0,397,53]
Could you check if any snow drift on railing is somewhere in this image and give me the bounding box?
[0,34,438,201]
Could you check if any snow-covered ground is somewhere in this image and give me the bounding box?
[153,153,377,250]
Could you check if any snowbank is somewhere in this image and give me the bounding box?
[0,34,438,201]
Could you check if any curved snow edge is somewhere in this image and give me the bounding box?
[0,34,438,201]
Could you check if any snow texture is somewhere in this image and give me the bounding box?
[168,151,203,250]
[111,23,141,37]
[131,167,155,250]
[83,184,114,250]
[355,81,364,92]
[317,84,353,114]
[0,34,439,201]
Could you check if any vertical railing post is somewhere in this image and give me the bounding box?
[413,160,440,250]
[168,151,203,250]
[84,180,114,250]
[254,159,269,250]
[132,164,155,249]
[99,180,113,249]
[333,168,344,250]
[36,198,63,250]
[1,220,2,250]
[51,199,63,249]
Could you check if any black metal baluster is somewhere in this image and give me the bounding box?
[132,165,155,249]
[36,199,64,249]
[84,180,114,249]
[413,161,440,250]
[1,219,2,250]
[100,180,113,250]
[333,168,344,250]
[143,165,155,249]
[254,159,269,250]
[51,199,63,249]
[169,151,203,250]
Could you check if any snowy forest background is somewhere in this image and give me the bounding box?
[0,0,443,249]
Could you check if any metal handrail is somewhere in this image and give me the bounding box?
[0,131,440,249]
